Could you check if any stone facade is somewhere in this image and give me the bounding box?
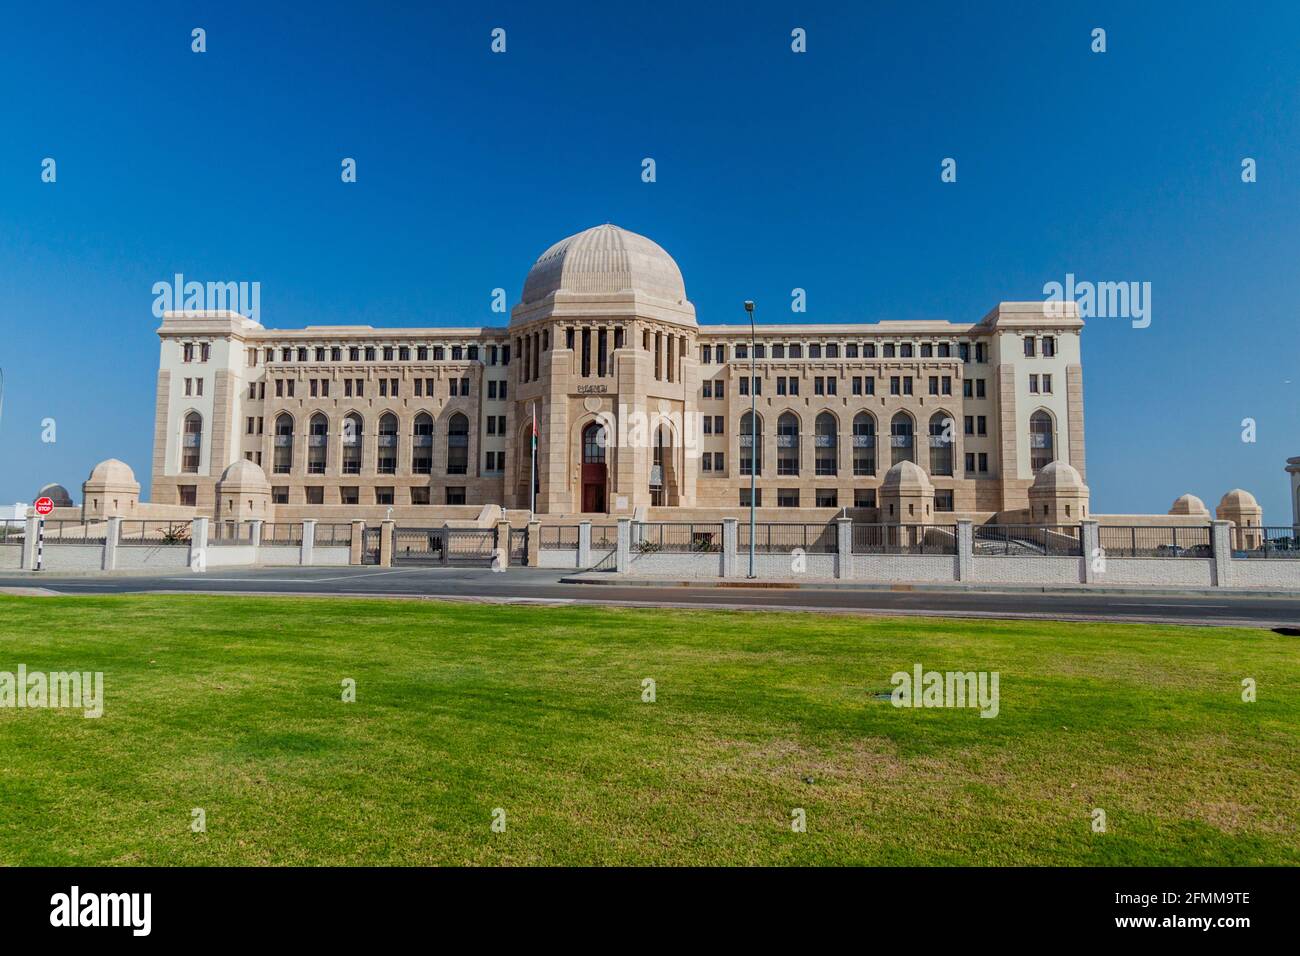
[143,223,1097,524]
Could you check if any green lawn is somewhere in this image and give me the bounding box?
[0,594,1296,865]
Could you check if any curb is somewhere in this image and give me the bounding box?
[558,575,1300,600]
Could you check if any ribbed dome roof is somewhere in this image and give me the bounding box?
[1218,488,1259,510]
[520,224,687,306]
[37,483,73,507]
[1030,461,1086,492]
[87,458,137,486]
[219,459,270,490]
[1168,493,1209,516]
[881,460,934,493]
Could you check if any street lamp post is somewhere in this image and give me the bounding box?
[744,300,756,579]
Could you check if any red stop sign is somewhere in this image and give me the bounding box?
[34,497,54,516]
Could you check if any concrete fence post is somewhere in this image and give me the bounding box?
[1080,520,1100,584]
[249,519,263,549]
[380,519,395,568]
[526,520,540,568]
[22,515,38,569]
[440,523,451,567]
[191,517,210,571]
[496,520,513,568]
[955,519,973,582]
[836,517,853,580]
[301,518,317,567]
[722,518,738,578]
[349,520,365,566]
[103,516,122,571]
[578,520,592,569]
[1211,520,1233,588]
[616,518,631,573]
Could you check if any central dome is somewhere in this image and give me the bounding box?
[520,224,687,306]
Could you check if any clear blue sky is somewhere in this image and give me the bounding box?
[1,1,1296,518]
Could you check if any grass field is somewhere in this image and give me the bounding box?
[0,594,1296,866]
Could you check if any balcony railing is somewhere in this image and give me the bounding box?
[377,435,397,447]
[274,435,292,446]
[814,435,836,448]
[776,435,796,448]
[890,435,912,447]
[852,434,875,447]
[413,434,433,446]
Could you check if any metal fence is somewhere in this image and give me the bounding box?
[118,520,192,546]
[0,520,23,544]
[591,525,618,550]
[975,525,1082,557]
[852,523,958,555]
[540,525,580,549]
[314,523,353,548]
[260,523,304,546]
[1098,525,1212,558]
[210,521,254,545]
[1234,526,1300,559]
[35,520,110,544]
[636,523,724,553]
[738,523,836,554]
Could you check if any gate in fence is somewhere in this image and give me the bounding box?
[361,527,382,565]
[389,527,511,566]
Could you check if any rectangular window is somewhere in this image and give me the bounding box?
[375,487,394,505]
[826,343,839,358]
[1043,336,1056,357]
[1042,373,1052,393]
[978,452,989,473]
[883,344,895,358]
[903,377,913,395]
[890,376,900,395]
[816,489,838,508]
[965,452,976,474]
[942,376,952,395]
[964,416,974,435]
[977,416,987,436]
[964,379,973,398]
[777,377,787,396]
[740,487,761,508]
[928,376,939,396]
[1024,337,1036,357]
[379,379,388,397]
[777,488,800,508]
[814,377,824,396]
[446,486,466,505]
[411,487,431,505]
[863,376,874,395]
[340,487,359,505]
[271,486,289,504]
[854,488,876,508]
[920,344,933,358]
[900,344,913,358]
[286,380,294,398]
[935,490,954,512]
[826,377,837,395]
[305,487,324,505]
[976,379,986,398]
[1029,374,1039,393]
[703,381,713,398]
[179,485,196,506]
[809,344,821,359]
[195,379,203,396]
[740,377,749,396]
[713,452,724,471]
[975,343,987,363]
[852,376,862,396]
[182,343,194,363]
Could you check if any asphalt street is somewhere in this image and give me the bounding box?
[1,566,1298,628]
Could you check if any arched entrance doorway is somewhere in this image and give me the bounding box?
[581,421,607,513]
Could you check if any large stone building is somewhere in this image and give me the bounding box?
[149,223,1090,523]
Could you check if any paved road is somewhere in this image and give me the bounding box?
[2,567,1299,628]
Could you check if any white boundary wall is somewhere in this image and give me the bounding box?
[601,518,1300,591]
